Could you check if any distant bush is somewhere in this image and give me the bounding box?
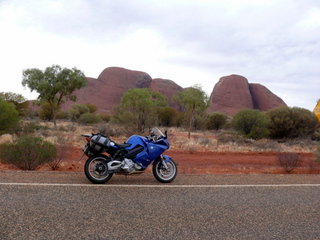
[217,130,245,144]
[38,102,65,120]
[68,104,90,121]
[206,112,227,131]
[0,136,57,170]
[252,139,282,152]
[11,121,50,137]
[157,107,179,127]
[0,99,20,133]
[78,113,103,124]
[232,109,270,139]
[312,127,320,141]
[276,152,302,173]
[315,143,320,163]
[96,123,122,137]
[267,107,318,139]
[98,113,111,122]
[38,102,53,121]
[84,104,97,113]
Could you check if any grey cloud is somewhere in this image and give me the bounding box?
[1,0,319,109]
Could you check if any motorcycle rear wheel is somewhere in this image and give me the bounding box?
[153,158,177,183]
[84,155,113,184]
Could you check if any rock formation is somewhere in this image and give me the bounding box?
[249,83,287,111]
[208,75,253,116]
[207,74,287,116]
[58,70,287,115]
[61,67,153,112]
[61,67,182,113]
[149,78,182,109]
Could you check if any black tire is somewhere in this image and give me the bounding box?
[84,155,113,184]
[153,158,177,183]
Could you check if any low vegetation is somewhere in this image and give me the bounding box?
[0,120,318,172]
[0,85,319,172]
[0,135,57,170]
[276,152,303,173]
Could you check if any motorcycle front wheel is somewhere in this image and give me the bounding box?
[84,155,113,184]
[153,158,177,183]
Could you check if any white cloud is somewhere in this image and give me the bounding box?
[0,0,319,110]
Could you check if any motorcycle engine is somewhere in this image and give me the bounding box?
[121,158,142,173]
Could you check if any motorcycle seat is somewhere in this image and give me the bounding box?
[114,142,132,148]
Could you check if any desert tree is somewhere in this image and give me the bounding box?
[172,85,209,138]
[22,65,87,128]
[120,88,167,133]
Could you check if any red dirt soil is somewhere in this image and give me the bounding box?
[0,147,318,174]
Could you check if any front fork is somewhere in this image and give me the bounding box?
[160,154,169,169]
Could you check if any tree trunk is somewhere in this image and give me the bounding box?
[51,103,57,130]
[188,109,194,139]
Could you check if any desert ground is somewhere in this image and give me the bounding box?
[0,147,318,174]
[0,124,319,174]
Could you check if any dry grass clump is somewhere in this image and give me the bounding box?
[48,145,73,170]
[276,152,303,173]
[252,139,282,152]
[280,138,317,152]
[0,134,15,144]
[169,129,318,153]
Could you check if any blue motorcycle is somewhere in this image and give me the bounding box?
[79,128,177,184]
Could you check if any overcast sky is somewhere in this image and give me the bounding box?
[0,0,319,111]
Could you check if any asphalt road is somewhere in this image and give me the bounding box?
[0,172,320,240]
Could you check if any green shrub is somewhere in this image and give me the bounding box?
[68,104,90,121]
[84,104,98,113]
[157,107,178,127]
[11,121,49,136]
[311,127,320,141]
[0,136,57,170]
[206,112,227,130]
[267,107,318,139]
[38,102,64,121]
[217,130,245,144]
[96,123,121,137]
[0,100,20,133]
[315,143,320,163]
[232,109,270,139]
[78,113,103,124]
[98,113,111,122]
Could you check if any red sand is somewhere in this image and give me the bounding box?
[1,147,318,174]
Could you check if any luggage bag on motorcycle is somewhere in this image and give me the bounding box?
[89,134,110,153]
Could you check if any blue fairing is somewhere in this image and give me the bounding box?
[126,135,170,168]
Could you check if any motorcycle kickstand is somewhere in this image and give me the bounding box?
[77,152,86,162]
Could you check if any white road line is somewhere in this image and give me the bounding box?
[0,183,320,187]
